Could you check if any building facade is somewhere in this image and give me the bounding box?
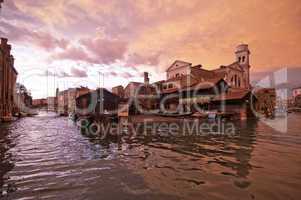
[68,87,90,114]
[57,87,90,115]
[0,38,18,121]
[292,87,301,99]
[124,82,144,99]
[292,87,301,107]
[47,97,57,112]
[164,44,251,91]
[57,90,68,115]
[76,88,120,116]
[155,44,253,115]
[112,85,124,98]
[32,99,47,108]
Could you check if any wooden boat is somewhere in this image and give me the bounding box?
[157,112,193,117]
[192,112,208,118]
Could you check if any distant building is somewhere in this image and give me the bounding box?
[0,38,18,121]
[47,97,57,112]
[112,85,124,98]
[164,44,251,91]
[68,87,90,114]
[154,44,263,119]
[32,99,47,108]
[57,90,68,115]
[154,44,252,114]
[124,82,144,98]
[292,87,301,99]
[132,72,159,113]
[114,44,257,117]
[57,87,90,115]
[15,83,32,109]
[76,88,120,116]
[292,87,301,107]
[241,88,275,117]
[118,73,160,114]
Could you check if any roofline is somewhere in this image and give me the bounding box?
[166,60,192,72]
[192,67,214,73]
[0,49,19,75]
[12,66,18,75]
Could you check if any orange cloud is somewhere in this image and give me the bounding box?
[2,0,301,74]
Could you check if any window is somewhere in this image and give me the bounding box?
[168,84,173,88]
[163,85,167,90]
[242,56,245,62]
[238,57,241,62]
[238,78,241,87]
[175,73,180,78]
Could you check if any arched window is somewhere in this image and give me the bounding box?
[238,57,241,62]
[242,56,245,63]
[238,78,241,87]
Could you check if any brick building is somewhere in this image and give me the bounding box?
[150,44,251,112]
[57,87,90,115]
[162,44,251,92]
[76,88,120,116]
[0,38,18,122]
[47,97,57,112]
[112,85,124,98]
[124,82,144,99]
[57,90,68,115]
[32,99,47,108]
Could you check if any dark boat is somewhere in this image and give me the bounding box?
[156,111,193,117]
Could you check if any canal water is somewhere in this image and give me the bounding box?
[1,112,301,199]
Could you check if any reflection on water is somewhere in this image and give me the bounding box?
[1,112,301,199]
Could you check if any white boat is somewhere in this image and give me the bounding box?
[207,112,217,119]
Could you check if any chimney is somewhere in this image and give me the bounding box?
[144,72,149,85]
[1,37,8,45]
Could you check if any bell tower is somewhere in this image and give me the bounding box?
[235,44,250,88]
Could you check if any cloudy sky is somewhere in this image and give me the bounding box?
[1,0,300,98]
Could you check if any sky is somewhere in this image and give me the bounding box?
[0,0,301,98]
